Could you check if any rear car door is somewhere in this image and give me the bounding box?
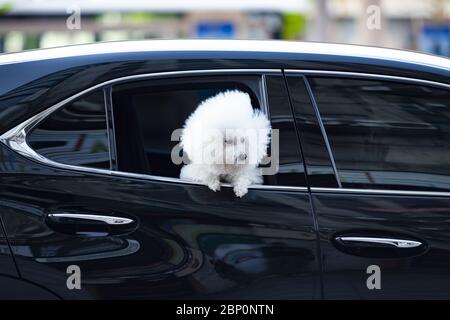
[286,70,450,299]
[0,69,321,299]
[0,218,58,299]
[0,217,16,278]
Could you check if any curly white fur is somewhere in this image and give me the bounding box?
[180,90,271,197]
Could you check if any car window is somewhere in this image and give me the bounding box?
[265,75,307,186]
[112,75,263,179]
[308,76,450,191]
[27,89,110,169]
[111,74,306,187]
[286,75,340,188]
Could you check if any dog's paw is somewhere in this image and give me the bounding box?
[233,184,248,198]
[207,180,221,192]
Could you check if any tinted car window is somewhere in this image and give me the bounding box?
[27,90,110,169]
[112,75,305,186]
[286,75,339,188]
[309,76,450,191]
[112,76,263,179]
[265,75,306,186]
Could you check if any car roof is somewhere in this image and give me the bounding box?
[0,39,449,71]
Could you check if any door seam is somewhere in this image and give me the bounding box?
[282,69,324,299]
[0,216,22,278]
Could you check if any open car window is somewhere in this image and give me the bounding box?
[110,74,306,187]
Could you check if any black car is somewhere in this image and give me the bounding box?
[0,40,449,299]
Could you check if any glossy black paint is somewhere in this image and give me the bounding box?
[0,42,449,299]
[0,276,59,299]
[0,61,320,299]
[0,216,17,277]
[0,205,57,299]
[0,144,319,299]
[314,193,450,299]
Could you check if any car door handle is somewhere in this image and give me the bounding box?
[47,213,134,225]
[335,236,422,248]
[46,212,137,236]
[333,233,427,258]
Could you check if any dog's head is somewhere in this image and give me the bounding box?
[181,90,271,166]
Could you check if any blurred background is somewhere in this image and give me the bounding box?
[0,0,448,56]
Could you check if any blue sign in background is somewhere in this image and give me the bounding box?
[419,25,450,56]
[196,22,235,38]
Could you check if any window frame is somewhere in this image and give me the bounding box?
[0,69,309,192]
[109,73,270,177]
[285,69,450,197]
[25,88,112,171]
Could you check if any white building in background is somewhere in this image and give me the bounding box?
[314,0,450,55]
[0,0,309,51]
[0,0,448,56]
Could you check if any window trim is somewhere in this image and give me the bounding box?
[302,75,342,188]
[284,70,450,90]
[310,187,450,198]
[4,68,450,196]
[104,86,116,170]
[0,68,311,192]
[285,69,450,196]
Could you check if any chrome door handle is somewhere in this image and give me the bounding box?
[47,213,134,225]
[46,212,137,236]
[335,236,422,248]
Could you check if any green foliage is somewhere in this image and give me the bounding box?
[23,34,40,50]
[0,2,13,15]
[282,13,306,40]
[124,12,155,24]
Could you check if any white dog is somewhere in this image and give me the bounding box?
[180,90,271,197]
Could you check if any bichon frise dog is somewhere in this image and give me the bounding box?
[180,90,271,197]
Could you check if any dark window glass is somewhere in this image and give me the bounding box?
[286,75,339,188]
[309,76,450,191]
[112,76,262,179]
[27,90,110,169]
[265,76,306,186]
[112,75,304,186]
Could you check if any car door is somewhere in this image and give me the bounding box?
[0,69,321,299]
[0,216,16,278]
[286,70,450,299]
[0,217,59,299]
